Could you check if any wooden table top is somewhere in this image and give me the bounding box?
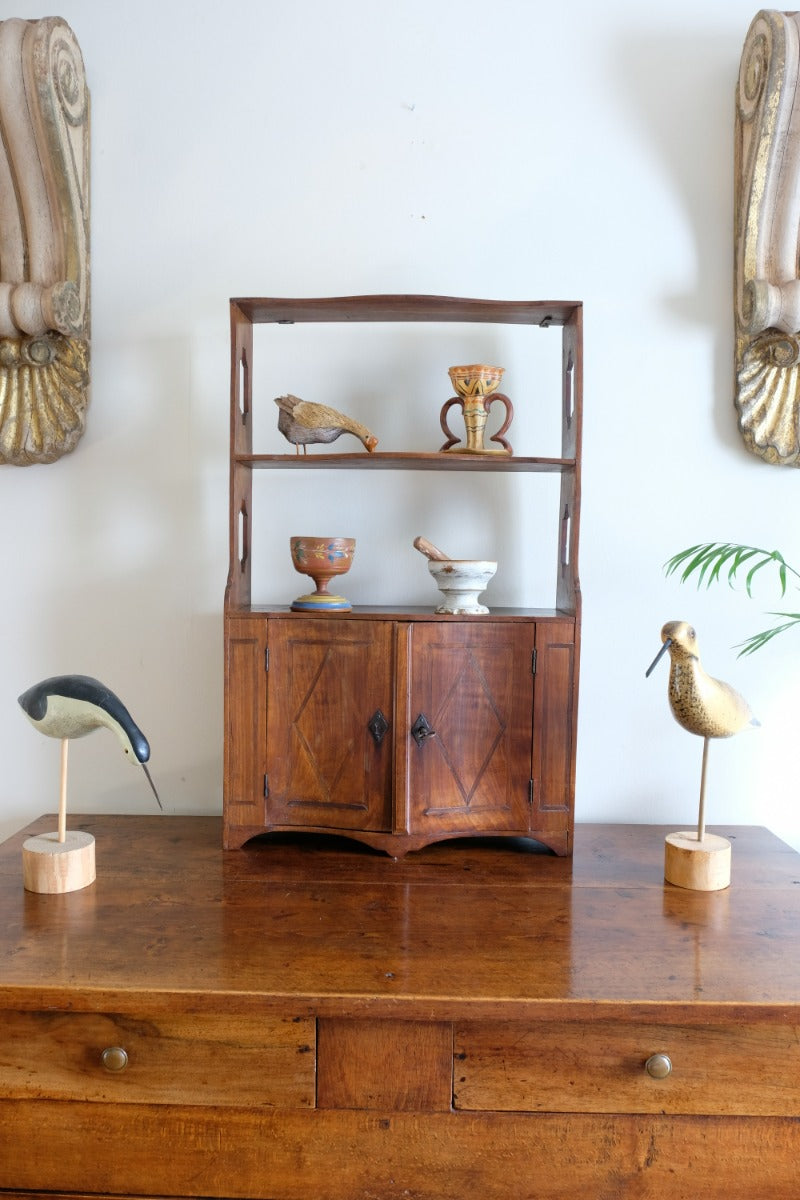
[1,815,799,1021]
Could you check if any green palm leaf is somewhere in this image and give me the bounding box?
[736,613,800,656]
[665,542,800,656]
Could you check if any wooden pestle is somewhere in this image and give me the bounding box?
[413,536,451,562]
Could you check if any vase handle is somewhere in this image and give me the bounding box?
[486,393,514,454]
[439,396,464,451]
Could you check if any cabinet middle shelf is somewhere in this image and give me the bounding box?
[234,452,576,472]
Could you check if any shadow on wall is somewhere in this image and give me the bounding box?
[611,27,748,457]
[7,330,226,833]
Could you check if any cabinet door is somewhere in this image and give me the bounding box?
[402,622,534,837]
[265,617,393,832]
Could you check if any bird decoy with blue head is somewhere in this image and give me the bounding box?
[18,674,162,808]
[645,620,759,738]
[274,394,378,454]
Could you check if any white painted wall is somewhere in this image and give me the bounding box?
[2,0,798,854]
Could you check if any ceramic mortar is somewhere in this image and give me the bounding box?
[427,559,497,614]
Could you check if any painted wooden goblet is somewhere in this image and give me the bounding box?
[440,364,514,455]
[290,537,355,611]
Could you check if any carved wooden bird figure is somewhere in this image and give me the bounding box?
[645,620,760,738]
[274,394,378,454]
[18,674,162,807]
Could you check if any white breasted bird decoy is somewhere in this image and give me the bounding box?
[18,675,162,894]
[645,621,759,891]
[18,674,162,809]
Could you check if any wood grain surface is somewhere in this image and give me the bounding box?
[1,816,798,1017]
[3,1102,800,1199]
[1,816,800,1199]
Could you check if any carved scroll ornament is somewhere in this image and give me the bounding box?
[0,17,89,465]
[734,10,800,465]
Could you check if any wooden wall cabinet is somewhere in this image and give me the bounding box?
[224,296,582,855]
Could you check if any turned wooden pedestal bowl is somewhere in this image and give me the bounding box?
[290,537,355,612]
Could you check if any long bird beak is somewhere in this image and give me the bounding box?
[645,638,673,678]
[141,762,163,810]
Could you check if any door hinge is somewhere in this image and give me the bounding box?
[531,648,538,675]
[265,647,270,671]
[264,774,269,798]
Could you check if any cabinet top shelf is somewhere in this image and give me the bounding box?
[231,295,582,326]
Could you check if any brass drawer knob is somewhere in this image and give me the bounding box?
[101,1045,129,1072]
[645,1052,672,1079]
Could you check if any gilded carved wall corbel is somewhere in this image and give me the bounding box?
[735,10,800,465]
[0,17,89,465]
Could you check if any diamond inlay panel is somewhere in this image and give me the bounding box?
[293,646,367,802]
[432,652,507,806]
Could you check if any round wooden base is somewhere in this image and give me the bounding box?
[664,831,731,892]
[22,830,96,894]
[290,593,351,612]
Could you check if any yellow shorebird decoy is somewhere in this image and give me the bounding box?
[646,620,759,847]
[645,620,760,738]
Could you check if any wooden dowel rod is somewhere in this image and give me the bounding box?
[58,738,68,844]
[697,736,709,842]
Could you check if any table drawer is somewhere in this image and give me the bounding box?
[454,1019,800,1116]
[0,1011,315,1107]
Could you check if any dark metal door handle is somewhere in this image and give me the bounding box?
[411,713,437,747]
[368,709,389,746]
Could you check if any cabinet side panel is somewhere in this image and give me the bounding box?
[533,622,575,826]
[223,618,267,839]
[227,305,253,609]
[556,308,581,616]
